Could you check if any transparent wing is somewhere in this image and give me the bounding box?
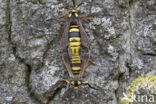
[76,19,90,48]
[78,54,90,78]
[60,20,71,49]
[62,54,74,78]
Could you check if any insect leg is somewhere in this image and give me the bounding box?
[56,8,69,20]
[72,0,76,8]
[82,81,100,90]
[61,8,69,15]
[57,15,69,20]
[59,78,70,84]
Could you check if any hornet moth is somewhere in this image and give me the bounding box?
[59,0,97,90]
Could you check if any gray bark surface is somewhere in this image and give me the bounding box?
[0,0,155,104]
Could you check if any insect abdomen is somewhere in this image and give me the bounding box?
[69,25,81,75]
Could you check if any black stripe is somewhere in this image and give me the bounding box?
[69,39,80,42]
[72,70,80,72]
[72,70,80,74]
[69,32,80,37]
[71,21,77,25]
[72,56,80,58]
[72,63,81,67]
[69,26,79,29]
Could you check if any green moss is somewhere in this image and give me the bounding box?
[120,73,156,104]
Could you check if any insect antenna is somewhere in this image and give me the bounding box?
[87,83,99,90]
[72,0,76,8]
[77,0,83,12]
[78,0,83,7]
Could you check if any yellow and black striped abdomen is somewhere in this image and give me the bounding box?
[69,25,81,75]
[71,56,81,74]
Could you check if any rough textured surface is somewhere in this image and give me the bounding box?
[0,0,155,104]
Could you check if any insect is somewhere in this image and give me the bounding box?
[59,0,96,89]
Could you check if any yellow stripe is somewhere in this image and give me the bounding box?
[68,14,72,17]
[74,87,78,89]
[72,60,81,63]
[72,56,80,59]
[72,56,80,58]
[69,42,80,46]
[75,13,78,17]
[69,28,79,32]
[71,46,80,50]
[70,25,78,28]
[69,37,81,42]
[72,58,80,61]
[72,67,80,70]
